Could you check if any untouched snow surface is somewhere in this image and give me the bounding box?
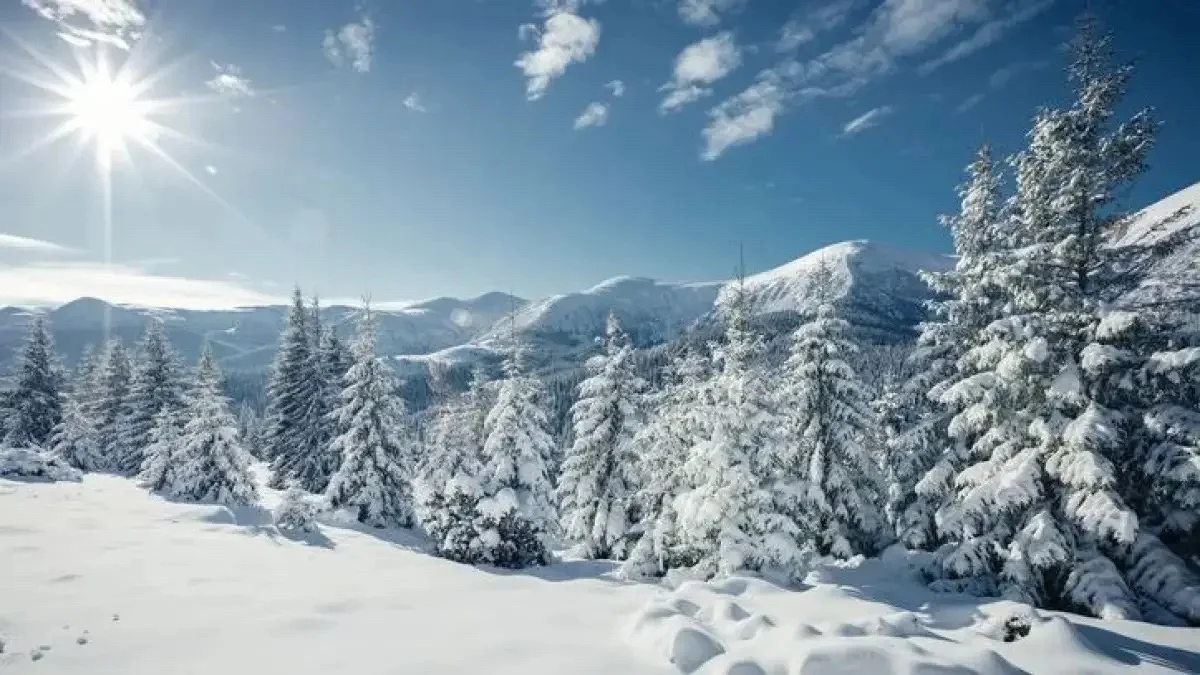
[3,474,1199,674]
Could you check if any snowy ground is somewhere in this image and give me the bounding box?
[2,473,1197,675]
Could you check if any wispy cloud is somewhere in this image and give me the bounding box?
[22,0,145,49]
[204,165,218,175]
[573,102,609,129]
[703,0,1011,159]
[678,0,746,27]
[403,93,428,113]
[0,261,280,309]
[515,9,601,100]
[324,12,375,73]
[0,232,73,254]
[660,31,742,114]
[271,24,287,33]
[920,0,1055,74]
[776,0,863,52]
[605,79,625,97]
[956,59,1047,114]
[956,93,984,113]
[206,62,254,98]
[989,58,1047,88]
[842,105,893,136]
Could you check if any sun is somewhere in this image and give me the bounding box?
[64,69,155,159]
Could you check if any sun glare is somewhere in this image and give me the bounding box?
[65,71,154,157]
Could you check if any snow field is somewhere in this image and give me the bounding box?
[3,471,1200,674]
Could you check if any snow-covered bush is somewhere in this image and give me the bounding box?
[274,485,322,533]
[0,448,82,482]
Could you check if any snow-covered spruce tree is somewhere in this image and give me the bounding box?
[270,297,340,492]
[169,346,258,506]
[621,347,711,579]
[556,313,646,559]
[416,368,491,562]
[324,305,416,527]
[72,344,99,397]
[474,343,557,568]
[114,320,185,476]
[897,144,1008,551]
[928,17,1193,621]
[674,276,803,578]
[138,404,187,494]
[3,314,64,448]
[49,391,102,471]
[90,339,132,468]
[781,265,886,560]
[264,287,313,465]
[275,482,321,533]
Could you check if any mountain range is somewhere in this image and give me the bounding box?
[1,181,1195,380]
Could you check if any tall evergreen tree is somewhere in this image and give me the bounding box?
[622,348,711,579]
[926,17,1196,622]
[91,339,131,468]
[896,145,1007,550]
[271,297,341,491]
[325,305,415,527]
[3,314,63,448]
[264,288,313,464]
[50,391,102,471]
[416,368,491,561]
[115,320,185,475]
[474,343,557,567]
[782,293,886,559]
[557,313,646,559]
[138,404,188,494]
[169,346,258,506]
[674,277,801,577]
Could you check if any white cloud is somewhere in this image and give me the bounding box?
[605,79,625,97]
[22,0,144,49]
[206,62,254,98]
[956,92,984,113]
[920,0,1054,74]
[0,261,279,309]
[324,13,375,73]
[515,10,601,101]
[842,105,894,135]
[271,24,287,32]
[403,93,428,113]
[660,31,742,114]
[678,0,746,27]
[702,76,786,160]
[0,232,73,254]
[573,102,609,129]
[204,165,218,175]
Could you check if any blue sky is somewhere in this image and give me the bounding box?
[0,0,1196,308]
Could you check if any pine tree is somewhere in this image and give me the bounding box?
[674,277,802,577]
[926,17,1194,621]
[621,348,711,579]
[114,320,185,476]
[138,405,187,493]
[3,314,64,448]
[556,313,646,559]
[896,145,1007,550]
[264,288,313,464]
[325,305,415,527]
[416,368,491,561]
[475,344,557,568]
[169,346,258,506]
[49,392,101,470]
[271,297,341,492]
[90,339,132,468]
[781,267,886,560]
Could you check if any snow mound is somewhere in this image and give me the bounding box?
[625,561,1200,675]
[0,448,82,482]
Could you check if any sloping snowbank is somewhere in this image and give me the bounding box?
[1,474,1197,674]
[0,448,82,482]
